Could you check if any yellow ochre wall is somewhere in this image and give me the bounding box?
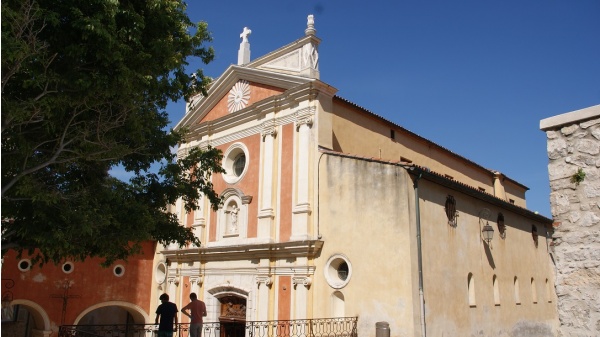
[311,153,557,337]
[417,178,557,336]
[328,98,527,208]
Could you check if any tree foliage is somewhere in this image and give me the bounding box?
[1,0,224,265]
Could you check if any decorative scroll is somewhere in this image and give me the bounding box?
[255,276,273,287]
[292,276,312,288]
[261,121,278,140]
[189,277,202,287]
[295,108,315,130]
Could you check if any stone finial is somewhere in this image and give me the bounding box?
[238,27,252,65]
[305,14,316,36]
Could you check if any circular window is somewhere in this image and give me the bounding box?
[113,264,125,277]
[223,143,249,184]
[155,262,167,284]
[62,262,74,274]
[324,254,352,289]
[18,259,31,272]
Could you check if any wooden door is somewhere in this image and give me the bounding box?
[219,296,246,337]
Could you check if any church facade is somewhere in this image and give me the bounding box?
[2,16,558,337]
[154,16,558,337]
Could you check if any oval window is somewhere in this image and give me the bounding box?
[155,262,167,284]
[113,264,125,277]
[223,143,249,184]
[324,254,352,289]
[62,262,74,274]
[18,259,31,272]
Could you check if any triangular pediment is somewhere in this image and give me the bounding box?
[175,66,314,131]
[176,30,322,132]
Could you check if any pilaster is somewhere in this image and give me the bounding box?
[258,121,278,240]
[292,108,314,240]
[292,276,312,319]
[167,277,179,301]
[255,275,273,321]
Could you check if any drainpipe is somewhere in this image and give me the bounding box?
[412,168,426,337]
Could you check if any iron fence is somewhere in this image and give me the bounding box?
[58,317,358,337]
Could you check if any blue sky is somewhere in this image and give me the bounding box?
[166,1,600,217]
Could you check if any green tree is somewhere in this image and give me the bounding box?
[1,0,224,265]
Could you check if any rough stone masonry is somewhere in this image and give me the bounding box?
[541,104,600,337]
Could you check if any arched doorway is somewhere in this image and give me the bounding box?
[74,301,148,324]
[219,296,246,337]
[1,300,51,337]
[2,306,35,337]
[68,301,149,337]
[78,306,135,325]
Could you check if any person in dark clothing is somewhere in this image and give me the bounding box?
[155,293,179,337]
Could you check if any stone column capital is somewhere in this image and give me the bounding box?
[189,277,202,286]
[256,275,273,287]
[261,121,278,140]
[295,108,315,130]
[292,276,312,288]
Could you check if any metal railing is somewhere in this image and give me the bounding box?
[58,317,358,337]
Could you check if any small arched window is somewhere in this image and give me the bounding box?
[546,278,552,303]
[531,278,538,304]
[331,291,345,317]
[468,273,476,307]
[493,275,500,306]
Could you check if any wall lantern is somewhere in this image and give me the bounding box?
[479,208,494,248]
[482,222,494,245]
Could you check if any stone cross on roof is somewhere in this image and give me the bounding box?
[240,27,252,43]
[238,27,251,65]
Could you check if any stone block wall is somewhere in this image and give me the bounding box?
[541,105,600,337]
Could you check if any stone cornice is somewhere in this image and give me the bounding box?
[162,240,323,263]
[540,104,600,131]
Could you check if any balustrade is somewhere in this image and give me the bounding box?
[58,317,358,337]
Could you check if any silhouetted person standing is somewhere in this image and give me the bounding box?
[181,292,207,337]
[155,293,178,337]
